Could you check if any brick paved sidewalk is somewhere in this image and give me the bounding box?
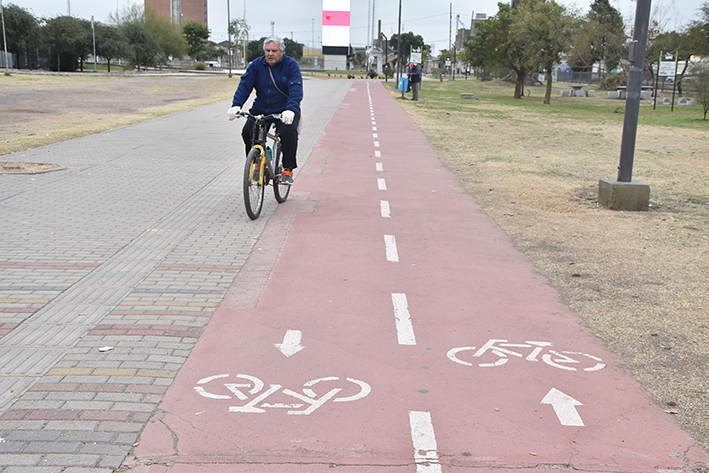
[0,79,353,472]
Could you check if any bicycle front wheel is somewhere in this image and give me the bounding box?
[243,147,265,220]
[273,142,291,203]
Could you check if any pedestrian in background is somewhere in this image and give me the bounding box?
[408,63,421,101]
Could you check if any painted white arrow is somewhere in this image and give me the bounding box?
[274,330,305,357]
[541,388,585,426]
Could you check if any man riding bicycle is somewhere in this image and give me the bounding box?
[227,36,303,185]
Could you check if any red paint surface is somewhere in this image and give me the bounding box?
[129,82,708,472]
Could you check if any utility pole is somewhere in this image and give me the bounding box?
[67,0,71,16]
[617,0,652,182]
[448,3,452,79]
[227,0,232,77]
[91,16,96,72]
[397,0,402,97]
[243,0,247,66]
[598,0,652,211]
[1,0,9,72]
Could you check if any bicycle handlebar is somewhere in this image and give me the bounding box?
[235,111,283,122]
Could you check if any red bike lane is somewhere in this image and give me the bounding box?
[126,81,708,473]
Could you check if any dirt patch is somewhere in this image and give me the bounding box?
[0,161,62,173]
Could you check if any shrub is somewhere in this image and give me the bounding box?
[194,62,206,70]
[598,71,627,91]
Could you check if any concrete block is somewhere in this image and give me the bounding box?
[460,93,475,99]
[640,90,652,98]
[662,97,671,105]
[598,179,651,211]
[560,90,570,97]
[585,90,595,97]
[687,97,695,106]
[607,91,617,99]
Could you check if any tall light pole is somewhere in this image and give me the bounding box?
[1,0,9,72]
[598,0,652,211]
[380,32,388,82]
[396,0,402,97]
[617,0,652,183]
[227,0,232,77]
[91,16,96,72]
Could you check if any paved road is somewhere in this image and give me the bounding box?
[1,79,707,473]
[129,82,704,472]
[0,78,351,472]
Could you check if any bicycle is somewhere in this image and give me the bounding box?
[235,111,291,220]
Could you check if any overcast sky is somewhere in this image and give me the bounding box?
[13,0,701,55]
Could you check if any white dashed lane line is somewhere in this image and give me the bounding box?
[380,201,391,218]
[391,293,416,346]
[384,235,399,262]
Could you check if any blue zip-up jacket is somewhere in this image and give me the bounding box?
[231,55,303,115]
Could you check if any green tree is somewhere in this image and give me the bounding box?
[650,27,706,95]
[567,18,595,71]
[284,38,303,60]
[229,18,250,64]
[195,41,224,61]
[512,0,577,104]
[107,2,143,27]
[588,0,625,72]
[390,31,425,65]
[690,2,709,55]
[464,3,530,98]
[247,36,266,62]
[689,62,709,119]
[145,7,186,62]
[75,19,95,72]
[2,3,41,69]
[122,21,161,69]
[41,15,88,71]
[182,20,210,58]
[349,49,365,68]
[94,23,129,72]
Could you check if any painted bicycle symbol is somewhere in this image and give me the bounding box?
[447,339,606,372]
[194,374,372,415]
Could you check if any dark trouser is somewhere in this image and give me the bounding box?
[412,82,420,101]
[241,113,300,170]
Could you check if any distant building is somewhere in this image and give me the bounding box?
[145,0,208,28]
[455,12,487,50]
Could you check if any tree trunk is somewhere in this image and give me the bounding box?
[56,52,61,72]
[544,63,553,104]
[511,67,524,99]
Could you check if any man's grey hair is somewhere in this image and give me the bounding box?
[263,36,286,52]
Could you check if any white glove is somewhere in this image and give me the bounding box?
[227,106,241,121]
[282,110,295,125]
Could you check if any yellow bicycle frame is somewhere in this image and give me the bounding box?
[250,145,267,186]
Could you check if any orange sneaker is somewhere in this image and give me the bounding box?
[280,169,294,185]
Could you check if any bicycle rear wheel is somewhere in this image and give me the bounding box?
[273,141,291,203]
[243,147,265,220]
